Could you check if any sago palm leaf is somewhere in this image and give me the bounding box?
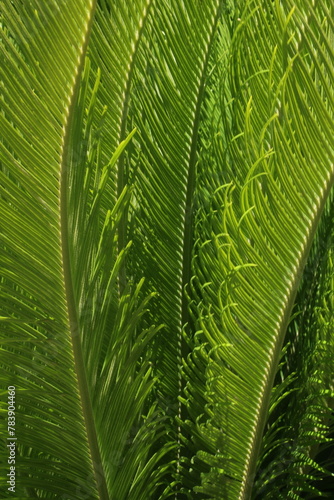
[0,1,168,498]
[181,0,334,498]
[1,0,334,499]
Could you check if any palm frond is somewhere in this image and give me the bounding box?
[0,1,167,498]
[0,0,102,496]
[1,0,334,498]
[128,0,224,425]
[181,0,334,497]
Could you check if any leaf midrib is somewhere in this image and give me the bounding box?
[58,2,109,499]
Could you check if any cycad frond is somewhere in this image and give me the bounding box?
[0,2,167,498]
[1,0,333,499]
[182,1,334,498]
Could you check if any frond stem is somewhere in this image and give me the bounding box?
[59,2,109,499]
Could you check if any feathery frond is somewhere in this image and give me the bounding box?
[0,0,333,499]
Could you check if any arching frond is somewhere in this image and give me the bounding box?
[182,0,334,497]
[0,0,333,499]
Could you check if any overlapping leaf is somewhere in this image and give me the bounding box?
[1,0,333,499]
[182,1,334,498]
[0,1,168,498]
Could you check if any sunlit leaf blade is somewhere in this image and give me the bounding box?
[1,0,334,498]
[182,0,334,498]
[0,0,101,497]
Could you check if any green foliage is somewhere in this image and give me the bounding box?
[0,0,333,498]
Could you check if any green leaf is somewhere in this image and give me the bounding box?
[182,0,334,498]
[0,2,168,498]
[1,0,333,499]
